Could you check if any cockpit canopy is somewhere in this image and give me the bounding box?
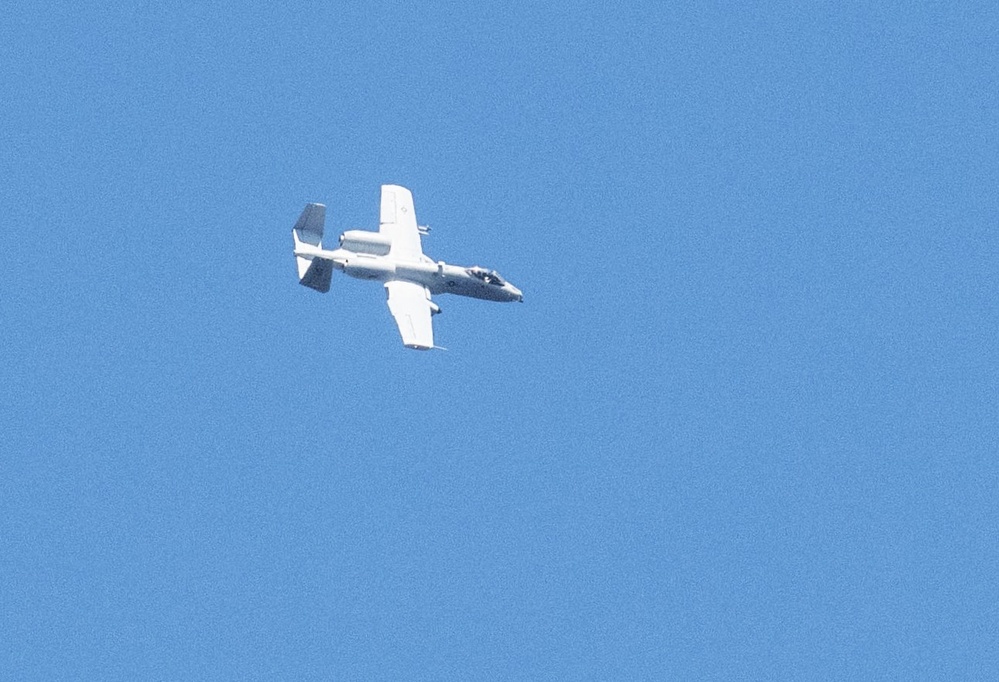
[467,266,507,286]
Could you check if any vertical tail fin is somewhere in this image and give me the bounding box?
[292,203,333,293]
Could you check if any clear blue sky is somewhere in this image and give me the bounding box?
[2,2,996,678]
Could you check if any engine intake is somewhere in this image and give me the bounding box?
[339,230,392,256]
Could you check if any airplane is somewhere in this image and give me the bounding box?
[292,184,523,350]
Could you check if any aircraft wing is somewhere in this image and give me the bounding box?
[385,280,434,350]
[380,185,423,259]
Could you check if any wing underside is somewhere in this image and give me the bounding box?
[385,280,434,350]
[380,185,423,259]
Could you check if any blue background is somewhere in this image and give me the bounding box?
[2,2,996,678]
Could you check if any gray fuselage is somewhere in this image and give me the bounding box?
[306,247,523,303]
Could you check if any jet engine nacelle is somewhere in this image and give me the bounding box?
[342,256,396,280]
[339,230,392,256]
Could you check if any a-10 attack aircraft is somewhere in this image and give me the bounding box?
[292,184,523,350]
